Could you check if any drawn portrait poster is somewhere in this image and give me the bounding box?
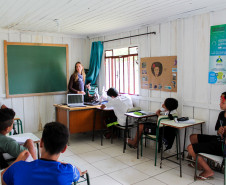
[208,24,226,84]
[140,56,177,92]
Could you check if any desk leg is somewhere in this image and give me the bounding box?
[92,110,97,141]
[160,125,165,168]
[101,111,104,146]
[201,124,203,134]
[177,129,182,177]
[67,110,70,146]
[183,128,187,159]
[123,116,129,153]
[137,120,140,159]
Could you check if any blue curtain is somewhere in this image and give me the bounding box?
[86,41,103,85]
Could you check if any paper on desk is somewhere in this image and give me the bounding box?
[175,118,196,124]
[9,136,29,144]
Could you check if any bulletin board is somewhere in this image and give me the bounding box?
[140,56,177,92]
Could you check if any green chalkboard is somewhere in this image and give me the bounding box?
[4,41,68,97]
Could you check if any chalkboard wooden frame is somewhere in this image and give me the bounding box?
[4,40,69,98]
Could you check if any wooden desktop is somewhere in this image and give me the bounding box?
[54,104,102,135]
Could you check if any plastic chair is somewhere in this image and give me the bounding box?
[73,172,90,185]
[194,153,224,181]
[140,115,178,166]
[194,138,226,182]
[14,118,23,134]
[9,118,23,135]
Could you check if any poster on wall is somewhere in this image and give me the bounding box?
[140,56,177,92]
[209,24,226,84]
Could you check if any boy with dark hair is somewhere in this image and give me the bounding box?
[187,92,226,180]
[107,87,119,98]
[128,98,178,149]
[101,87,133,127]
[1,122,86,185]
[0,108,36,160]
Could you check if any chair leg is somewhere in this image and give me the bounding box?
[145,137,147,148]
[111,126,113,144]
[86,173,90,185]
[141,134,143,157]
[155,140,158,166]
[194,155,199,180]
[176,134,179,160]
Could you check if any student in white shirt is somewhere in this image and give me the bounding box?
[100,88,133,127]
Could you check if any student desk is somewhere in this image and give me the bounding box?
[9,132,40,159]
[159,119,205,177]
[124,112,157,159]
[54,104,102,140]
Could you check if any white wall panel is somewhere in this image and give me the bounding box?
[8,32,20,42]
[192,14,210,104]
[23,97,36,132]
[21,34,32,42]
[182,17,195,102]
[160,22,170,56]
[42,35,53,43]
[149,25,160,57]
[31,35,42,43]
[170,21,177,56]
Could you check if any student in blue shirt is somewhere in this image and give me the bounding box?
[1,122,87,185]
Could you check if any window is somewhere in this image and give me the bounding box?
[105,46,139,95]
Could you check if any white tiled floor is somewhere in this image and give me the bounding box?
[27,132,226,184]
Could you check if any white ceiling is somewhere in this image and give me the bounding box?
[1,0,226,37]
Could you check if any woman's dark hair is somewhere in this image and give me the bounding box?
[0,108,15,132]
[107,88,118,97]
[164,98,178,120]
[42,122,69,155]
[151,62,163,77]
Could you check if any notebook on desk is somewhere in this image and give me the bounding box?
[67,94,86,107]
[138,111,156,116]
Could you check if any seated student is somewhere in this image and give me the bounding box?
[128,98,178,149]
[1,122,87,185]
[100,87,133,127]
[0,108,36,160]
[187,92,226,180]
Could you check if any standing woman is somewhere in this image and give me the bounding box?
[68,62,90,94]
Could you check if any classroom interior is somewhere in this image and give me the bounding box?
[1,0,226,184]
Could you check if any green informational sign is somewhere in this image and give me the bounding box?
[209,24,226,84]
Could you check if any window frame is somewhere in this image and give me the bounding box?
[104,46,139,95]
